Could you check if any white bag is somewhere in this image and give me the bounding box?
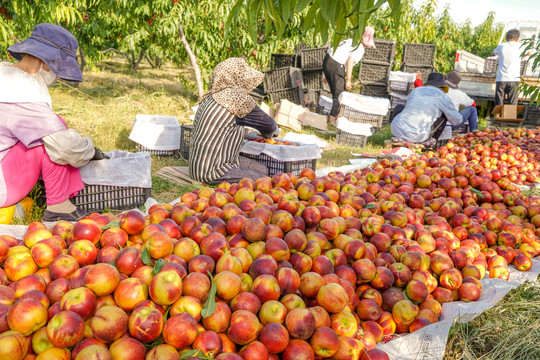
[79,150,152,188]
[129,114,181,150]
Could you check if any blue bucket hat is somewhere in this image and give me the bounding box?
[8,23,83,82]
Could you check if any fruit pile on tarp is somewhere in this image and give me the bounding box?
[0,128,540,360]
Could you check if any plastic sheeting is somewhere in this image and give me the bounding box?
[335,117,375,136]
[129,114,181,150]
[239,140,321,161]
[339,92,391,116]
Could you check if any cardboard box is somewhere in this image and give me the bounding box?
[274,99,305,132]
[492,105,524,122]
[299,111,328,131]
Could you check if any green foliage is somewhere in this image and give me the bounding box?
[519,37,540,105]
[225,0,402,51]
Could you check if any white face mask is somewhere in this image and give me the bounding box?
[38,63,58,86]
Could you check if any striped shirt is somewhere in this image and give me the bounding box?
[189,96,245,182]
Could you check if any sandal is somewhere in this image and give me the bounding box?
[42,207,88,222]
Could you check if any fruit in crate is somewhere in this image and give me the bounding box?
[251,137,297,146]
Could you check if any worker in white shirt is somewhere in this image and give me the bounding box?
[491,29,529,105]
[445,71,478,131]
[322,27,376,124]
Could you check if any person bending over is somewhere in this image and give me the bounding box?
[189,58,278,185]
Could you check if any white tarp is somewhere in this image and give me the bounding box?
[129,114,181,150]
[239,140,321,161]
[335,117,375,136]
[339,92,391,116]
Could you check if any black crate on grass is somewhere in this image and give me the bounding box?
[336,129,368,147]
[359,61,391,86]
[180,124,193,160]
[264,67,293,92]
[363,39,396,65]
[268,87,302,105]
[271,54,296,70]
[240,152,317,176]
[249,91,265,104]
[402,43,436,66]
[137,145,179,157]
[73,185,151,213]
[523,103,540,127]
[300,47,328,70]
[402,64,434,83]
[304,89,321,110]
[338,105,384,128]
[358,84,389,98]
[302,69,323,90]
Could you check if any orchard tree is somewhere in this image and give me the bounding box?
[225,0,403,51]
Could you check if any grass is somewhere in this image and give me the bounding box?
[444,280,540,360]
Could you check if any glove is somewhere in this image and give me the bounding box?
[92,147,110,160]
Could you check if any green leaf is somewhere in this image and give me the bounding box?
[142,247,153,266]
[302,1,319,33]
[201,270,217,319]
[365,204,377,209]
[101,220,120,229]
[152,259,166,276]
[180,349,200,360]
[295,0,312,13]
[470,188,484,199]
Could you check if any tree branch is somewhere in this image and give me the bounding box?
[100,48,131,63]
[179,22,205,99]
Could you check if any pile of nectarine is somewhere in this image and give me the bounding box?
[0,134,539,359]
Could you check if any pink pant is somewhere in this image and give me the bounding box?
[1,141,84,207]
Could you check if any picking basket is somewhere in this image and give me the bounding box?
[302,70,323,90]
[239,152,317,177]
[180,124,193,160]
[402,65,434,83]
[336,129,368,148]
[73,185,151,213]
[268,87,302,105]
[338,105,384,128]
[359,61,392,86]
[264,67,293,92]
[363,39,396,65]
[357,84,389,98]
[271,54,297,69]
[402,43,436,66]
[300,47,328,70]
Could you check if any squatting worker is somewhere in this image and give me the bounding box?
[189,58,278,185]
[391,72,463,148]
[0,23,108,222]
[323,26,376,124]
[491,29,530,105]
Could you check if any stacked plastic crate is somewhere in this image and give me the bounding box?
[300,47,328,110]
[357,39,396,101]
[264,66,303,105]
[401,43,436,80]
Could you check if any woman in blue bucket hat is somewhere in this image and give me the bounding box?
[0,23,108,222]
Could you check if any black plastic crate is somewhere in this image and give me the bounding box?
[363,39,396,65]
[402,64,434,84]
[402,43,436,66]
[336,129,368,147]
[73,185,151,213]
[268,87,302,105]
[271,54,296,70]
[487,119,523,129]
[304,89,321,110]
[180,124,193,160]
[484,58,497,74]
[240,152,317,176]
[300,47,328,70]
[358,84,389,98]
[338,105,384,128]
[264,67,293,92]
[294,43,311,54]
[249,91,265,104]
[137,145,179,157]
[359,61,391,86]
[435,139,449,149]
[302,70,323,90]
[523,103,540,127]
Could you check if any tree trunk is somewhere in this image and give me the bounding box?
[178,22,204,99]
[74,47,86,88]
[132,49,146,75]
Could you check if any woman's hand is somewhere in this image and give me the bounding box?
[92,147,110,160]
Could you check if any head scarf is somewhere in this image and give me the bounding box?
[202,58,264,118]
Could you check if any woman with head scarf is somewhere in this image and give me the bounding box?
[0,23,108,221]
[189,58,278,184]
[323,26,376,124]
